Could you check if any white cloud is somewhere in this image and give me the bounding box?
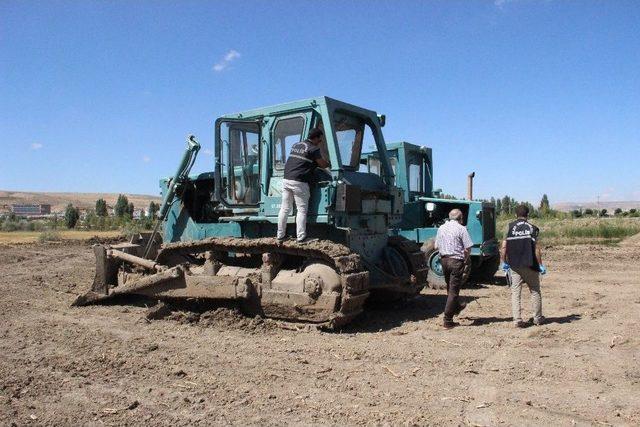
[213,49,241,72]
[30,143,43,150]
[143,156,151,163]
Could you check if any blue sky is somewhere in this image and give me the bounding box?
[1,0,639,204]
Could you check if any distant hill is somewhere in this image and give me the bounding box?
[0,190,161,213]
[553,201,640,212]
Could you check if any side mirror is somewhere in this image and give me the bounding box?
[377,114,386,127]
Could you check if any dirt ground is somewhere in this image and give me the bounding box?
[1,238,639,426]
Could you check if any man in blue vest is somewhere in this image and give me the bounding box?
[500,204,547,328]
[276,128,329,244]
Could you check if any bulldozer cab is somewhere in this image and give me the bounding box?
[160,97,405,249]
[214,97,397,220]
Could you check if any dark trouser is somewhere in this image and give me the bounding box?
[441,257,464,323]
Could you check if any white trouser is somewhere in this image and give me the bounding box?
[277,179,310,241]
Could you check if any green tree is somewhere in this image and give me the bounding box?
[572,209,582,218]
[524,202,537,218]
[1,219,18,232]
[614,208,623,216]
[85,210,96,229]
[600,209,608,217]
[114,194,129,217]
[64,204,80,229]
[127,202,135,218]
[495,197,502,214]
[501,196,511,215]
[148,201,160,219]
[51,214,59,229]
[95,198,108,217]
[539,194,550,215]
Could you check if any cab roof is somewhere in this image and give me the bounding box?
[220,96,380,121]
[362,141,431,157]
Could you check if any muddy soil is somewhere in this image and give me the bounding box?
[1,240,639,426]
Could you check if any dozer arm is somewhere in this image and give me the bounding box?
[159,134,201,220]
[143,135,200,257]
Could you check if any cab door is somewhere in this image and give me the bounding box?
[215,118,262,207]
[267,114,308,197]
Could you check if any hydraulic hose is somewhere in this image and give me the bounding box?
[143,135,201,258]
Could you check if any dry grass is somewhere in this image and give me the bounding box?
[496,216,640,245]
[0,230,122,244]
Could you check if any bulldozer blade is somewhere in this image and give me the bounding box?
[92,244,119,294]
[72,266,184,306]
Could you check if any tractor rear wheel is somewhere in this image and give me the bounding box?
[421,240,470,290]
[370,236,428,303]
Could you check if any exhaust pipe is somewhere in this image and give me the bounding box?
[467,172,475,200]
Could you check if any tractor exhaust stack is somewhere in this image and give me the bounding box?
[467,172,475,200]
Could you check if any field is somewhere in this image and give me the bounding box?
[0,230,122,244]
[1,232,639,425]
[496,216,640,245]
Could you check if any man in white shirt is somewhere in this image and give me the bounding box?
[435,209,474,329]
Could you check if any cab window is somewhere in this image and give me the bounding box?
[273,116,305,170]
[369,158,381,175]
[220,121,260,205]
[332,113,373,170]
[409,162,422,192]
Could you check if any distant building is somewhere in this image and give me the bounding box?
[10,204,52,216]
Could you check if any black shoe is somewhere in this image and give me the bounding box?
[276,237,287,246]
[443,321,459,329]
[453,302,467,316]
[533,316,545,326]
[514,320,527,328]
[296,237,318,245]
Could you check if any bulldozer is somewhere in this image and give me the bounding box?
[360,141,499,289]
[73,97,427,328]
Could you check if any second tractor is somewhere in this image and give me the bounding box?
[361,141,499,289]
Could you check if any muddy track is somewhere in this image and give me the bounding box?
[158,237,370,328]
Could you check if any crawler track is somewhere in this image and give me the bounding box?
[155,237,371,328]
